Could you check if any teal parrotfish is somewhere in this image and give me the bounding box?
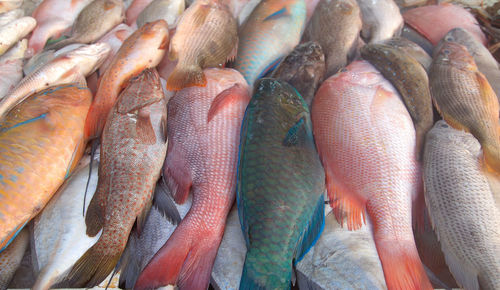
[237,78,325,289]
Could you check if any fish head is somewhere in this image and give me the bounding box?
[116,68,165,115]
[433,41,477,71]
[276,41,325,77]
[64,43,111,75]
[138,19,170,53]
[427,120,481,155]
[253,78,308,121]
[434,28,477,59]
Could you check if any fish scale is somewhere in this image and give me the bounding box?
[0,83,91,252]
[238,78,325,289]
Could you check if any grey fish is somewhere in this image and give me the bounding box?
[423,120,500,290]
[271,41,325,107]
[356,0,403,43]
[136,0,184,29]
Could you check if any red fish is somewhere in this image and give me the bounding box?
[134,68,250,290]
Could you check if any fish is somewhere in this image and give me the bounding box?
[166,0,238,91]
[31,157,100,290]
[136,0,184,29]
[23,43,85,76]
[0,43,110,119]
[62,68,168,287]
[45,0,125,51]
[429,42,500,174]
[235,0,306,87]
[134,68,250,290]
[0,16,35,55]
[403,3,487,46]
[436,28,500,103]
[0,39,26,98]
[305,0,319,22]
[119,192,191,289]
[311,60,432,289]
[85,23,134,94]
[401,24,434,56]
[236,78,325,289]
[0,0,22,14]
[84,20,167,140]
[0,228,28,290]
[302,0,361,78]
[126,0,154,26]
[0,8,23,27]
[381,37,432,71]
[360,43,434,157]
[356,0,403,43]
[28,0,94,53]
[271,41,325,107]
[423,120,500,290]
[234,0,260,26]
[0,83,92,252]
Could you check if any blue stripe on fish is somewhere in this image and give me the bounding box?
[264,7,289,21]
[256,57,283,80]
[0,220,28,253]
[1,113,47,132]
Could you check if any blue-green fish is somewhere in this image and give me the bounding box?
[234,0,306,87]
[237,78,325,289]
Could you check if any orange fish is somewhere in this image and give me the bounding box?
[84,19,168,140]
[0,83,91,252]
[311,60,432,289]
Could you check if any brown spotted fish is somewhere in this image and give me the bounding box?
[62,69,168,287]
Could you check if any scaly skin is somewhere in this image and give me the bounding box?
[237,78,325,289]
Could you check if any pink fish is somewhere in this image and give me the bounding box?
[403,3,486,46]
[134,68,250,290]
[311,60,432,289]
[126,0,154,26]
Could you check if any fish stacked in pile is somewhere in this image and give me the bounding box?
[0,0,499,289]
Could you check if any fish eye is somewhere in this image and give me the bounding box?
[443,49,450,55]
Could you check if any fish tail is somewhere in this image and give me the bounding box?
[134,223,222,290]
[62,238,121,287]
[482,141,500,174]
[84,103,105,140]
[375,239,433,290]
[166,63,206,91]
[239,249,291,290]
[33,266,58,290]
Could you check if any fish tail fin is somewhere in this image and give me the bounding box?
[482,141,500,174]
[239,250,291,290]
[166,64,206,91]
[62,239,121,287]
[376,239,433,290]
[84,102,107,140]
[134,222,222,290]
